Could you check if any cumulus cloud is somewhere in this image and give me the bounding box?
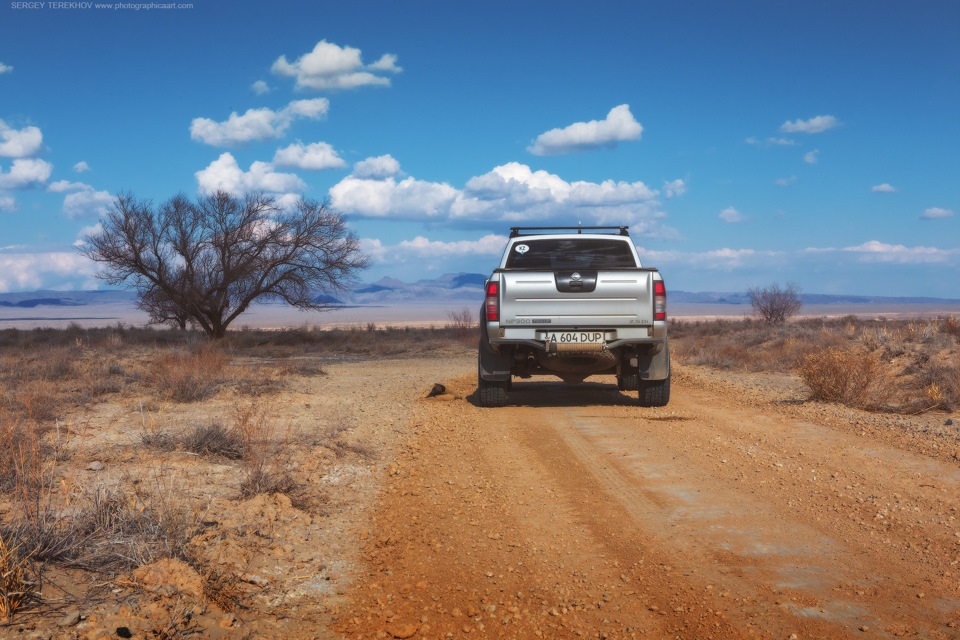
[272,141,346,170]
[73,161,91,173]
[803,149,819,164]
[663,179,686,198]
[719,207,744,223]
[0,251,99,292]
[49,180,114,218]
[0,62,12,74]
[0,158,52,189]
[528,105,643,156]
[330,159,681,236]
[331,175,460,219]
[195,152,306,196]
[921,207,954,220]
[251,80,271,95]
[271,40,402,91]
[63,188,114,219]
[780,115,839,134]
[0,121,43,158]
[0,194,15,212]
[352,154,402,179]
[190,98,330,147]
[872,183,896,193]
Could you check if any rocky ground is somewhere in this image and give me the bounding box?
[5,348,960,639]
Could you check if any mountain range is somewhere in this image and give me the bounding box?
[2,274,959,308]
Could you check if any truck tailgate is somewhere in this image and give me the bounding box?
[499,270,656,327]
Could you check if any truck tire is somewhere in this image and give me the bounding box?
[618,372,640,391]
[478,379,508,407]
[638,375,670,407]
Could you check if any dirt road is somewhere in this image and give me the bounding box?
[334,359,960,639]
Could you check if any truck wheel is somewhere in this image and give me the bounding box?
[478,380,508,407]
[618,372,639,391]
[638,375,670,407]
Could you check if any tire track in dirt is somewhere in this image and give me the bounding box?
[334,364,960,639]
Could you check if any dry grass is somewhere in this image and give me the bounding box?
[672,315,960,411]
[797,347,888,409]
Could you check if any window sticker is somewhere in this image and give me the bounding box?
[515,244,530,254]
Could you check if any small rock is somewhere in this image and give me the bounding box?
[946,418,954,426]
[387,622,419,638]
[426,383,446,397]
[58,610,81,627]
[86,461,104,471]
[116,627,133,639]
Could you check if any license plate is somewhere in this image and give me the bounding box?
[543,331,604,344]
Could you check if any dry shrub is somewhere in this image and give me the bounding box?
[233,402,298,500]
[940,315,960,340]
[0,533,38,621]
[916,363,960,412]
[181,422,244,460]
[797,347,888,409]
[148,345,228,402]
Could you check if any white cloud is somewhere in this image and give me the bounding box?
[872,183,896,193]
[0,194,15,212]
[921,207,954,220]
[0,251,99,292]
[0,62,12,74]
[803,149,819,164]
[360,234,508,272]
[0,121,43,158]
[73,161,91,173]
[640,247,780,271]
[746,136,796,147]
[352,154,402,179]
[48,179,87,192]
[330,175,460,219]
[775,176,798,187]
[719,207,744,223]
[271,40,402,91]
[63,187,114,219]
[331,160,678,237]
[251,80,271,95]
[663,179,686,198]
[195,152,307,196]
[0,158,52,189]
[780,115,839,134]
[839,240,959,264]
[190,98,330,147]
[528,104,643,156]
[273,141,346,170]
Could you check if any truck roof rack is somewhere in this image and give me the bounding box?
[508,226,630,238]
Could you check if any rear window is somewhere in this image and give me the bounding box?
[505,238,638,270]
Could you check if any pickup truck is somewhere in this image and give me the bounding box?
[478,226,669,407]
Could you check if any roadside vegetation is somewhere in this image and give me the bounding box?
[0,321,474,625]
[671,314,960,412]
[2,311,958,626]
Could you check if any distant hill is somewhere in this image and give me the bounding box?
[2,278,960,308]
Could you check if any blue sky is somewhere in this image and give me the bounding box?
[1,0,958,297]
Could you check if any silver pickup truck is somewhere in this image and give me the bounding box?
[478,226,669,407]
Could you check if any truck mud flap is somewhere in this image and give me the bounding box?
[478,336,512,382]
[637,343,670,380]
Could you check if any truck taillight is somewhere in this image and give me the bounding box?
[485,281,499,321]
[654,280,666,321]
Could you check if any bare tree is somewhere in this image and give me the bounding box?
[81,190,369,339]
[748,282,803,324]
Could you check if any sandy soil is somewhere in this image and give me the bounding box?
[7,351,960,639]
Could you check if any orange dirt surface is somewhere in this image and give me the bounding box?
[6,353,960,639]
